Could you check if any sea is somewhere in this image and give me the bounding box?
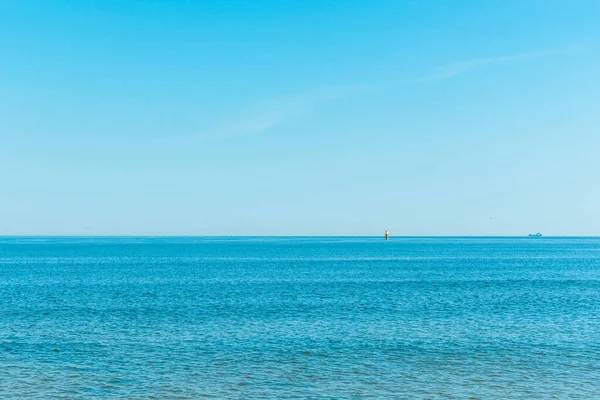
[0,236,599,399]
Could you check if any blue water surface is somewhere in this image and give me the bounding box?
[1,237,599,398]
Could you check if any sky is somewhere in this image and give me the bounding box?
[1,0,599,236]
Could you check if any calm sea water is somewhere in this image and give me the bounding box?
[1,237,599,399]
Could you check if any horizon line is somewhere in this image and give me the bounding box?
[0,235,597,238]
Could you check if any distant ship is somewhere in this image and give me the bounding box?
[528,232,542,237]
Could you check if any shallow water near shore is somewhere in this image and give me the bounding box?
[1,236,599,398]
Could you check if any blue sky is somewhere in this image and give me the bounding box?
[1,0,599,236]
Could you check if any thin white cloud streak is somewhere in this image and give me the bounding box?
[426,46,586,82]
[217,85,365,136]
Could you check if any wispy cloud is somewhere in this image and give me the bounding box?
[426,46,585,82]
[217,86,364,136]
